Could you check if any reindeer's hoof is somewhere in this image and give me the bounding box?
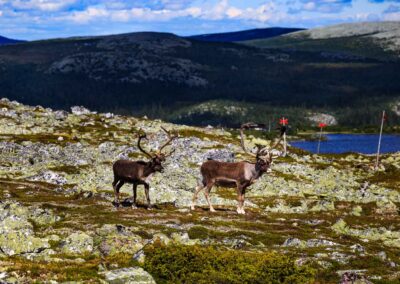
[147,205,153,210]
[112,202,120,208]
[236,208,245,214]
[210,208,216,213]
[190,206,195,211]
[131,204,138,209]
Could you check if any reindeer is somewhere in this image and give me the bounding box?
[112,127,177,209]
[191,123,275,214]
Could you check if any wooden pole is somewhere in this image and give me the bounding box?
[283,131,287,156]
[317,126,323,154]
[375,110,385,170]
[283,117,287,156]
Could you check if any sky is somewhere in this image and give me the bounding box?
[0,0,399,40]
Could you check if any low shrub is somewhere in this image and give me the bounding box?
[143,243,315,284]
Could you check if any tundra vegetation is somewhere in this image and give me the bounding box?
[0,98,399,283]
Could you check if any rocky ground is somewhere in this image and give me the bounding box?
[0,98,399,283]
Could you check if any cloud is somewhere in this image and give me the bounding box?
[0,0,396,41]
[289,0,352,13]
[55,0,278,23]
[3,0,77,12]
[384,4,400,12]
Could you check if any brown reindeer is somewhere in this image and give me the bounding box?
[112,127,177,209]
[191,123,274,214]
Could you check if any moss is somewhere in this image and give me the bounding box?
[6,253,136,282]
[187,225,285,246]
[143,243,315,284]
[365,164,400,190]
[49,165,89,174]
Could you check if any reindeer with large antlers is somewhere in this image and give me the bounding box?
[112,127,177,209]
[191,123,275,214]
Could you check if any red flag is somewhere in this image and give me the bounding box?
[318,123,327,128]
[279,117,288,126]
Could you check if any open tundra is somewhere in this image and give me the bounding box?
[0,98,399,282]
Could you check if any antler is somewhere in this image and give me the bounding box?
[137,131,153,159]
[240,123,275,158]
[158,126,178,154]
[240,123,263,158]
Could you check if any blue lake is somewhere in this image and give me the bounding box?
[291,134,400,154]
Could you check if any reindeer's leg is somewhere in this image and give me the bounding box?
[191,180,206,210]
[132,183,138,209]
[144,183,152,209]
[204,183,216,212]
[236,183,245,215]
[113,180,124,207]
[240,188,247,214]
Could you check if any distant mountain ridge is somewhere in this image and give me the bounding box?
[0,35,24,45]
[245,21,400,60]
[188,27,304,42]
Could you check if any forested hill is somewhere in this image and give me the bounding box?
[0,35,24,45]
[188,27,304,42]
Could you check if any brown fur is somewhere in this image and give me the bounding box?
[112,128,176,209]
[191,156,271,214]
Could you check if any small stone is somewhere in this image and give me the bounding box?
[71,106,91,115]
[377,251,387,261]
[152,233,170,246]
[104,267,156,284]
[282,237,305,248]
[350,244,365,253]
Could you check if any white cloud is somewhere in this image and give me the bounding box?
[8,0,77,12]
[56,0,277,24]
[383,12,400,20]
[66,6,109,23]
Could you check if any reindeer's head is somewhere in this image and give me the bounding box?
[255,149,273,173]
[137,127,178,173]
[240,123,277,173]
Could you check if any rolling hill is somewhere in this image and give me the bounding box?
[0,35,24,45]
[188,27,304,42]
[0,25,399,128]
[244,22,400,60]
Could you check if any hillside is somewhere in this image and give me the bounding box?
[188,27,304,42]
[245,21,400,60]
[0,27,399,128]
[0,35,24,45]
[0,99,399,282]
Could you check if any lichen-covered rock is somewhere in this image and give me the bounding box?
[282,237,305,248]
[103,267,156,284]
[99,234,144,256]
[152,233,171,245]
[0,231,50,256]
[61,232,94,255]
[170,232,199,245]
[331,219,400,248]
[375,201,398,215]
[0,202,52,257]
[28,170,68,185]
[351,205,363,216]
[71,106,92,115]
[309,200,335,212]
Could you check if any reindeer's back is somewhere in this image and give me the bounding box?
[113,159,145,180]
[201,160,245,179]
